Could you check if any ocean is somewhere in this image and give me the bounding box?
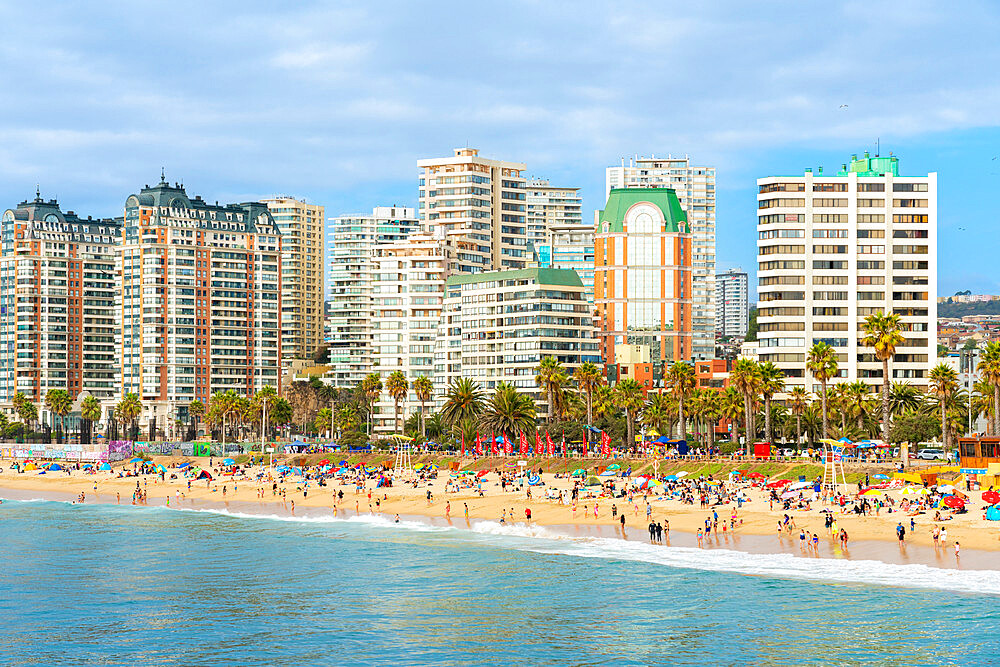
[1,499,998,666]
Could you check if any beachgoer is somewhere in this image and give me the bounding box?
[525,507,532,522]
[896,522,905,542]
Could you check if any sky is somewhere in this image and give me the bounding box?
[1,1,999,296]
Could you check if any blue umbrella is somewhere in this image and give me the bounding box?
[873,473,889,480]
[222,458,235,466]
[177,462,191,469]
[99,462,112,471]
[82,463,93,469]
[129,457,143,463]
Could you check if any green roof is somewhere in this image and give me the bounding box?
[446,267,583,288]
[597,188,687,233]
[837,153,899,177]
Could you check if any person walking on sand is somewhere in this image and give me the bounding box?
[446,501,451,518]
[525,507,532,522]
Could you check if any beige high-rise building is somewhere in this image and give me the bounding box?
[261,196,325,361]
[417,148,527,274]
[525,179,583,245]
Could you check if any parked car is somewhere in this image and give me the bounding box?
[916,448,945,460]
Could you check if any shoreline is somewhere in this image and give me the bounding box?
[3,479,998,574]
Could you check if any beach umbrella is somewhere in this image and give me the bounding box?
[570,469,586,477]
[129,457,143,463]
[873,474,889,480]
[789,481,811,491]
[99,462,112,471]
[943,495,965,509]
[748,472,765,480]
[606,463,622,471]
[982,490,1000,505]
[319,459,330,466]
[664,475,678,481]
[177,462,191,469]
[766,479,791,489]
[861,488,882,496]
[937,484,955,494]
[82,463,93,469]
[222,458,235,466]
[780,490,798,500]
[675,471,689,478]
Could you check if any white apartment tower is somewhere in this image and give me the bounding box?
[606,155,716,359]
[326,206,418,388]
[756,153,936,393]
[715,268,749,338]
[525,179,583,245]
[418,148,527,274]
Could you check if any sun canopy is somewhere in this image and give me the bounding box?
[982,490,1000,505]
[99,463,112,471]
[222,458,235,466]
[129,457,144,463]
[570,469,585,477]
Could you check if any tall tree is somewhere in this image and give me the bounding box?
[412,375,433,438]
[664,361,696,440]
[44,389,73,441]
[860,311,906,442]
[758,361,784,444]
[535,356,567,423]
[480,382,536,444]
[385,371,409,436]
[806,342,839,440]
[929,363,960,451]
[81,395,101,444]
[188,399,205,439]
[787,386,810,448]
[730,359,761,446]
[115,392,143,440]
[613,378,644,451]
[361,372,383,437]
[441,378,485,428]
[573,361,603,436]
[981,341,1000,436]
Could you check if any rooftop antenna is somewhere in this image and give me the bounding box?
[876,138,880,157]
[35,184,40,200]
[160,167,166,183]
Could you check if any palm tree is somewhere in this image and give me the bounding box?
[573,361,603,434]
[888,381,922,418]
[758,362,784,444]
[641,391,672,436]
[860,311,906,442]
[412,375,433,438]
[81,395,101,444]
[699,390,721,451]
[613,378,644,451]
[806,342,839,440]
[361,372,382,437]
[972,378,995,435]
[664,361,696,440]
[535,356,567,423]
[929,363,960,452]
[188,399,205,439]
[720,386,744,442]
[841,381,870,431]
[480,382,536,443]
[440,378,485,427]
[115,392,142,441]
[335,405,360,435]
[787,387,810,449]
[44,389,73,441]
[730,359,761,447]
[12,392,36,433]
[385,371,408,435]
[981,341,1000,436]
[253,386,278,442]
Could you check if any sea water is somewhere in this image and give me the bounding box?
[1,499,998,666]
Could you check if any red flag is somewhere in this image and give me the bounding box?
[519,432,528,455]
[475,433,483,456]
[601,431,611,458]
[491,433,498,456]
[503,433,512,456]
[535,432,544,456]
[461,433,465,458]
[546,432,555,457]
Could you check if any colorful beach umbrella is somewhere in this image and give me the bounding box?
[943,495,965,509]
[982,490,1000,505]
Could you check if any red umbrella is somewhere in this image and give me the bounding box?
[766,479,791,489]
[748,472,765,479]
[982,490,1000,505]
[943,495,965,509]
[319,459,330,466]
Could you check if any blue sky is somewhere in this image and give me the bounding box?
[1,1,998,296]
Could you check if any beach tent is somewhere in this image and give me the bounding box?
[99,462,112,471]
[987,505,1000,521]
[155,464,167,473]
[47,463,63,471]
[196,470,213,480]
[24,463,37,471]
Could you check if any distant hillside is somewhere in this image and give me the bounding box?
[938,300,1000,318]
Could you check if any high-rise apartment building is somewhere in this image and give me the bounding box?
[120,177,282,431]
[0,194,120,412]
[532,224,596,309]
[756,153,936,393]
[594,188,693,385]
[434,268,600,415]
[371,233,449,434]
[260,196,324,362]
[715,267,749,338]
[606,155,715,359]
[417,148,527,273]
[525,179,583,245]
[325,206,418,388]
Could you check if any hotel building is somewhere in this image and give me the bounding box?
[715,267,750,338]
[325,206,418,388]
[606,156,715,359]
[532,224,596,309]
[594,188,693,385]
[417,148,527,273]
[525,179,583,245]
[120,177,282,431]
[0,194,120,412]
[260,196,325,362]
[756,153,936,393]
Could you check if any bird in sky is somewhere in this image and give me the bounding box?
[839,104,848,109]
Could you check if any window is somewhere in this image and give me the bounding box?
[813,291,847,300]
[759,229,804,239]
[812,198,848,207]
[759,321,805,331]
[759,353,805,363]
[893,230,928,238]
[758,307,805,317]
[857,260,884,270]
[813,260,847,270]
[857,245,884,254]
[858,183,885,192]
[813,214,848,224]
[813,307,846,316]
[760,337,805,347]
[857,307,884,316]
[857,229,885,238]
[759,275,805,286]
[893,276,927,285]
[893,291,928,301]
[857,214,885,223]
[893,261,928,270]
[858,276,885,285]
[812,245,847,253]
[857,291,885,300]
[759,260,805,271]
[893,214,928,223]
[814,321,848,331]
[760,244,804,255]
[893,183,928,192]
[893,199,928,207]
[813,275,848,285]
[813,228,848,237]
[759,213,805,225]
[759,198,805,208]
[759,183,805,193]
[893,245,928,254]
[759,291,805,301]
[814,337,848,347]
[813,183,847,192]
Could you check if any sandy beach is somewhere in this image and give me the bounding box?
[3,455,998,571]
